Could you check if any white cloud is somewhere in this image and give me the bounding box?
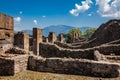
[33,20,38,25]
[96,0,120,18]
[42,16,46,18]
[70,0,93,16]
[88,13,92,16]
[19,11,23,14]
[14,17,21,23]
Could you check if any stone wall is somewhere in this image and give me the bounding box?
[39,42,95,59]
[0,57,14,75]
[54,41,82,49]
[48,32,56,43]
[33,28,42,55]
[28,56,120,78]
[0,13,14,30]
[14,32,29,51]
[80,19,120,48]
[0,43,13,53]
[0,55,28,75]
[39,42,120,59]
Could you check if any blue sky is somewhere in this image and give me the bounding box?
[0,0,120,31]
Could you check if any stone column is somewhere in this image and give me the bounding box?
[45,37,48,43]
[58,33,63,43]
[23,32,29,51]
[33,28,42,55]
[48,32,56,43]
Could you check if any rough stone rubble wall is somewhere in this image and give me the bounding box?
[28,56,120,78]
[39,42,120,60]
[0,57,14,75]
[39,42,95,59]
[0,13,14,53]
[0,55,28,75]
[14,32,29,51]
[33,28,42,55]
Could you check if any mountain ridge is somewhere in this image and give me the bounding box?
[23,25,92,36]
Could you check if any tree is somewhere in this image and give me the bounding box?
[84,28,97,38]
[66,28,82,43]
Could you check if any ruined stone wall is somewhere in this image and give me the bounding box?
[0,13,14,30]
[28,56,120,78]
[14,32,29,51]
[39,42,120,59]
[0,57,14,75]
[39,42,95,59]
[54,42,82,49]
[0,55,28,75]
[48,32,56,43]
[33,28,42,55]
[0,13,14,53]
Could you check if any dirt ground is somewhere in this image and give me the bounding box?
[0,70,120,80]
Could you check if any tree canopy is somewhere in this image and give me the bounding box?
[84,28,97,38]
[66,28,82,43]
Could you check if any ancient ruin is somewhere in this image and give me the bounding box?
[0,13,120,78]
[0,13,14,53]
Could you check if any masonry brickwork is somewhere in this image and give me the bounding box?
[33,28,42,55]
[48,32,56,43]
[0,13,14,53]
[14,32,29,51]
[0,54,28,75]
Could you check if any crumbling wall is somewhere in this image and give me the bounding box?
[80,19,120,48]
[48,32,56,43]
[0,55,28,75]
[14,32,29,51]
[33,28,42,55]
[28,56,120,78]
[39,42,95,59]
[54,41,82,49]
[0,13,14,53]
[0,13,14,30]
[39,42,120,59]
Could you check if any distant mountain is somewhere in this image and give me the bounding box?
[23,25,91,36]
[43,25,74,36]
[80,27,91,32]
[23,30,33,35]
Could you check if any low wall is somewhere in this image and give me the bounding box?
[0,54,28,75]
[39,42,95,60]
[0,57,14,75]
[40,43,120,59]
[54,42,82,49]
[28,56,120,78]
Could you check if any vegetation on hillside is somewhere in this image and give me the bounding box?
[84,28,97,38]
[65,27,97,43]
[65,28,82,43]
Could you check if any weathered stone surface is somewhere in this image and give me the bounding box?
[93,50,107,61]
[0,13,14,30]
[28,56,120,78]
[39,42,120,59]
[48,32,56,43]
[5,47,29,54]
[0,13,14,53]
[33,28,42,55]
[57,33,63,43]
[80,19,120,48]
[14,31,29,51]
[39,42,95,60]
[0,54,28,75]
